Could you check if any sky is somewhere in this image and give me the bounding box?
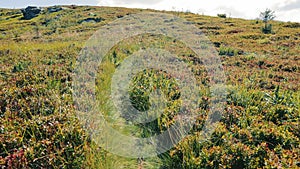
[1,0,299,22]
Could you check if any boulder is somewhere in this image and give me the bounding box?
[47,6,63,13]
[21,6,41,20]
[79,18,104,24]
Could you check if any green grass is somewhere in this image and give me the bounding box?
[0,5,299,169]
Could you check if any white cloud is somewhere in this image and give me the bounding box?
[278,0,300,10]
[277,8,300,22]
[97,0,300,22]
[276,0,298,9]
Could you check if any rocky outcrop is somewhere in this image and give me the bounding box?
[78,17,104,24]
[21,6,41,20]
[47,6,63,13]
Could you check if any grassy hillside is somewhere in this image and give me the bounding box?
[0,5,299,168]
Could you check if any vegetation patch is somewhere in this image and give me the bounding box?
[0,5,299,169]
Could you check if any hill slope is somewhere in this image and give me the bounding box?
[0,5,299,168]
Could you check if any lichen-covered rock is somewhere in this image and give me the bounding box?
[47,6,63,13]
[78,17,104,24]
[21,6,41,20]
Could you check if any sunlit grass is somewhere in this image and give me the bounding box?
[0,5,299,168]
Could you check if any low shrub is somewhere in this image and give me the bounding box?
[262,24,273,34]
[217,14,226,18]
[219,45,238,56]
